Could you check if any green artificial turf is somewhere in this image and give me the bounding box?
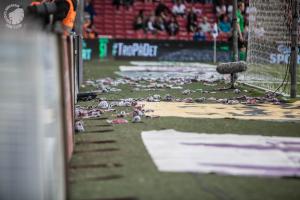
[69,59,300,200]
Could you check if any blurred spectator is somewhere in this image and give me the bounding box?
[147,15,157,33]
[193,27,206,41]
[113,0,134,10]
[136,9,146,22]
[133,9,146,31]
[167,16,179,35]
[191,6,202,16]
[155,0,170,17]
[225,0,233,21]
[154,16,166,31]
[133,15,146,31]
[172,0,186,17]
[215,0,233,21]
[161,11,172,22]
[198,16,211,33]
[215,0,227,18]
[123,0,134,10]
[84,0,96,24]
[186,8,198,32]
[83,13,97,39]
[113,0,121,10]
[218,14,231,36]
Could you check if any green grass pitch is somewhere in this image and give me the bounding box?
[69,59,300,200]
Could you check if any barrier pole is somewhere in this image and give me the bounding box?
[290,1,298,98]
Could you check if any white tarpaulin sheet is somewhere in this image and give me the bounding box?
[117,63,223,82]
[142,130,300,177]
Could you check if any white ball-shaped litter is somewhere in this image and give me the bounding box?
[132,115,141,123]
[75,121,85,132]
[234,89,241,94]
[98,100,109,109]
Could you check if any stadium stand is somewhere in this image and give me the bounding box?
[92,0,230,41]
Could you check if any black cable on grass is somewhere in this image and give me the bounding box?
[272,61,290,96]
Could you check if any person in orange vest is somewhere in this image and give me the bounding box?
[59,0,77,33]
[30,0,52,6]
[28,0,77,34]
[30,1,41,6]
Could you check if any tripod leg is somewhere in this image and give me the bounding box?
[230,73,235,89]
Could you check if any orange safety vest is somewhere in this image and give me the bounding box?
[30,1,41,6]
[62,0,76,29]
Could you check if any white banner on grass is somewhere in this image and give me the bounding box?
[142,130,300,177]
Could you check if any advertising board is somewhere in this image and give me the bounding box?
[83,38,232,62]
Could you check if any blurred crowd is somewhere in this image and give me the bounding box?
[83,0,250,42]
[130,0,249,42]
[133,0,213,38]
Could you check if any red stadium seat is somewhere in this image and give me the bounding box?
[115,15,124,21]
[147,33,156,39]
[178,31,188,40]
[178,32,188,40]
[136,31,147,39]
[95,28,105,35]
[179,32,188,36]
[104,16,114,21]
[157,35,168,40]
[126,30,135,34]
[95,25,105,31]
[179,26,186,32]
[104,5,113,11]
[217,33,229,42]
[115,34,126,39]
[114,22,125,28]
[133,5,143,12]
[94,17,104,24]
[203,5,214,14]
[188,32,194,39]
[206,33,213,41]
[144,3,155,11]
[194,4,204,9]
[104,23,114,28]
[165,2,172,8]
[94,5,103,10]
[169,35,178,40]
[126,30,135,39]
[157,31,168,40]
[104,10,114,15]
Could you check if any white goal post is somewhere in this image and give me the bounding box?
[240,0,300,96]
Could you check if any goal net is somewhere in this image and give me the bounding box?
[240,0,300,95]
